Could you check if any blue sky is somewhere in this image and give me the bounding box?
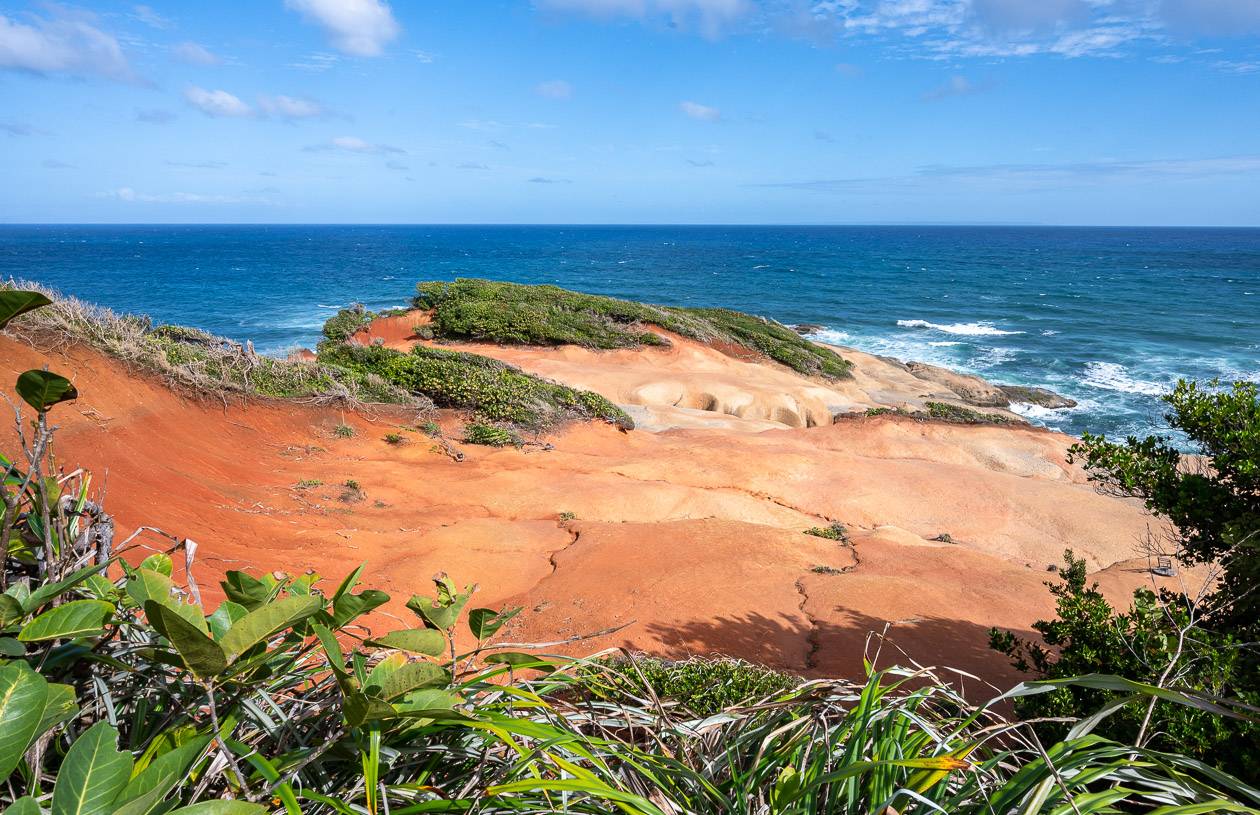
[2,0,1260,225]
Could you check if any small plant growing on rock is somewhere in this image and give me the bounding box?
[334,422,355,438]
[811,564,845,575]
[294,478,323,489]
[340,478,364,502]
[558,511,577,521]
[384,431,405,445]
[805,522,849,542]
[421,420,442,436]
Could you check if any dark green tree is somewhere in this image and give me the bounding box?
[992,380,1259,778]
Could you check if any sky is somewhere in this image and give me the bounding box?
[2,0,1260,225]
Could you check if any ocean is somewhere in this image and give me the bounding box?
[2,224,1257,442]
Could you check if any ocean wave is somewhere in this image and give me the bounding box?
[897,319,1023,336]
[1081,362,1169,396]
[927,340,962,347]
[814,328,851,344]
[316,303,343,309]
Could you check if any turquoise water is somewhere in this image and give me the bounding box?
[2,224,1257,441]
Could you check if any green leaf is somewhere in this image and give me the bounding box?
[205,600,247,640]
[145,602,226,678]
[138,554,173,577]
[365,628,446,656]
[219,595,323,663]
[332,588,389,628]
[18,599,112,642]
[23,563,108,614]
[120,735,210,808]
[0,638,24,657]
[370,660,448,700]
[36,684,79,742]
[3,797,42,815]
[167,803,268,815]
[0,595,24,628]
[484,652,557,673]
[0,661,49,777]
[406,591,471,631]
[110,777,176,815]
[0,291,52,330]
[219,571,272,611]
[126,569,175,609]
[51,721,132,815]
[468,606,521,640]
[16,370,78,413]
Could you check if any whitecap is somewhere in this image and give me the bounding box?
[1081,362,1168,396]
[316,303,343,309]
[752,264,770,269]
[1041,329,1059,336]
[897,319,1023,337]
[927,340,962,347]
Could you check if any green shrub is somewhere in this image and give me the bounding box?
[321,303,374,342]
[318,340,632,430]
[805,522,848,541]
[416,278,852,380]
[925,401,1022,425]
[463,423,519,447]
[333,423,355,438]
[420,420,441,436]
[383,432,405,445]
[294,478,323,489]
[993,380,1260,779]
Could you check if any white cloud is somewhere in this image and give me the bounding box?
[284,0,400,56]
[184,86,252,118]
[679,100,721,121]
[535,79,573,98]
[305,136,405,154]
[539,0,752,37]
[258,95,325,119]
[173,41,222,66]
[0,8,136,82]
[106,187,269,204]
[131,5,172,30]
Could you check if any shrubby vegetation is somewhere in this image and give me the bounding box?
[415,278,853,380]
[992,379,1260,779]
[317,338,631,431]
[1,281,417,407]
[3,289,1259,813]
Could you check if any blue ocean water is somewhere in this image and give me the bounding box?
[2,224,1258,441]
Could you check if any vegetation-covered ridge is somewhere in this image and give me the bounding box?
[414,278,854,380]
[319,304,633,430]
[1,279,418,407]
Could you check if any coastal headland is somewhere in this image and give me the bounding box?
[1,279,1182,686]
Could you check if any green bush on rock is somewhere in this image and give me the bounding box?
[416,278,853,380]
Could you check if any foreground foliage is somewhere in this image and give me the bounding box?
[415,278,853,380]
[993,379,1260,779]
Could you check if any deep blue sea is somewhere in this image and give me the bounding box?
[2,224,1258,441]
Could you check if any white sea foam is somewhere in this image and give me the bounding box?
[1081,362,1169,396]
[897,319,1023,336]
[316,303,343,309]
[813,328,851,344]
[927,340,962,347]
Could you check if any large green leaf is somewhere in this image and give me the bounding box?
[110,777,176,815]
[219,572,272,611]
[0,661,48,777]
[205,600,247,640]
[332,588,389,627]
[15,370,78,413]
[18,599,112,642]
[468,606,521,640]
[371,660,448,700]
[23,563,109,614]
[365,628,446,656]
[144,602,226,679]
[3,797,42,815]
[218,595,323,663]
[51,721,132,815]
[0,595,24,628]
[126,569,175,609]
[0,291,52,330]
[406,591,471,631]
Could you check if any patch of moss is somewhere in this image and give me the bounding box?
[415,279,851,380]
[317,340,632,430]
